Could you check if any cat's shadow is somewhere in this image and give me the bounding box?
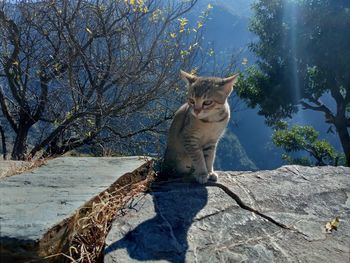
[104,180,208,263]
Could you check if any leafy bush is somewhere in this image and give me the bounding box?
[272,125,339,166]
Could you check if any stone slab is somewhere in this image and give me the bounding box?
[0,156,147,245]
[104,165,350,263]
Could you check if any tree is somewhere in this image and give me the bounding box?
[272,124,338,166]
[0,0,204,160]
[236,0,350,166]
[0,119,7,159]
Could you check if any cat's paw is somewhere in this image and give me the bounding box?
[208,171,218,182]
[195,173,208,184]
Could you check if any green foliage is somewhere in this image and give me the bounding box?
[236,0,350,164]
[237,0,350,118]
[272,125,338,166]
[273,126,318,152]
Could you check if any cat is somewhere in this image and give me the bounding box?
[162,70,239,184]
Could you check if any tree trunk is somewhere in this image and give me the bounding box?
[11,126,29,160]
[0,124,7,160]
[336,124,350,166]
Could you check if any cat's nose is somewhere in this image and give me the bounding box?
[194,108,201,115]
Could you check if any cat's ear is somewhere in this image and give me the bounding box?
[222,73,239,96]
[180,70,197,85]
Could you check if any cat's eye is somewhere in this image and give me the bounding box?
[203,100,213,106]
[188,98,195,105]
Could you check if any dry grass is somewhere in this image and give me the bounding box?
[39,160,156,263]
[0,158,48,179]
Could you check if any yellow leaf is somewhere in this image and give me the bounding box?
[170,33,177,38]
[242,57,248,65]
[86,27,93,34]
[190,67,198,75]
[87,119,94,126]
[180,50,190,59]
[325,216,340,233]
[178,17,188,33]
[178,17,188,26]
[54,63,61,71]
[207,3,213,10]
[208,48,215,56]
[150,8,161,21]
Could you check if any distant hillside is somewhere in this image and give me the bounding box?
[203,5,254,51]
[215,129,257,171]
[193,0,254,18]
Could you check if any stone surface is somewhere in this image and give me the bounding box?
[104,165,350,263]
[0,157,147,246]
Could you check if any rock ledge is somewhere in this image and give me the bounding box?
[104,165,350,263]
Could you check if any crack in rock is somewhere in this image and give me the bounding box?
[193,205,234,222]
[206,182,308,237]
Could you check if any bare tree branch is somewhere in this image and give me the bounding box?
[0,85,18,132]
[0,0,212,160]
[300,100,335,123]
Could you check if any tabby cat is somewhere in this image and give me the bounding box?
[163,70,239,184]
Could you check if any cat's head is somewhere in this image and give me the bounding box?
[180,70,239,119]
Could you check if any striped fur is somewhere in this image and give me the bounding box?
[163,71,239,184]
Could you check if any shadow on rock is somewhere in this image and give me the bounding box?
[104,181,208,263]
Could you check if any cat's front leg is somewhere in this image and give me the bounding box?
[189,150,208,184]
[203,143,218,182]
[183,141,208,183]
